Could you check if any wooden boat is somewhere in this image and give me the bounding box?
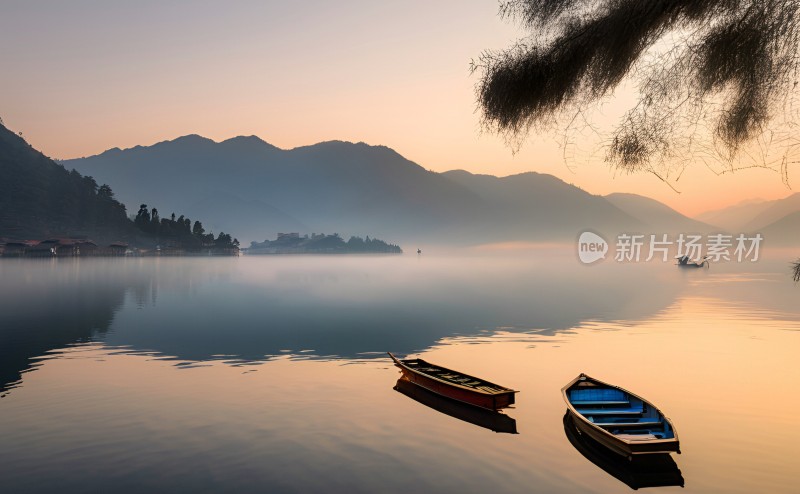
[394,378,518,434]
[563,412,684,489]
[562,373,680,459]
[388,352,517,410]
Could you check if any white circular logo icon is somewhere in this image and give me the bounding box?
[577,231,608,264]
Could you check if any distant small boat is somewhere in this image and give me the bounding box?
[394,378,518,434]
[562,373,680,459]
[563,412,684,489]
[675,255,709,268]
[388,352,517,410]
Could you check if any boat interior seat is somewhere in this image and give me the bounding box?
[571,400,630,406]
[570,388,626,403]
[615,433,658,441]
[595,420,663,428]
[590,416,661,424]
[576,406,643,415]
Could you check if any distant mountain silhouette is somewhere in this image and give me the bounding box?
[442,170,645,239]
[604,193,714,233]
[740,193,800,232]
[0,123,135,242]
[695,198,772,231]
[67,135,651,244]
[758,210,800,246]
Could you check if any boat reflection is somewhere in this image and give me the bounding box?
[393,378,518,434]
[563,412,684,490]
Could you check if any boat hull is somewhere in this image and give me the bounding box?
[394,378,518,434]
[398,366,515,410]
[562,374,680,458]
[567,409,680,457]
[563,413,684,489]
[388,353,516,411]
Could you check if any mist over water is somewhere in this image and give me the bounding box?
[1,251,798,493]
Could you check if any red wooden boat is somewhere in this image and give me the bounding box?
[388,352,517,411]
[394,378,518,434]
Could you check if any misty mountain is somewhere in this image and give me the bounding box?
[758,211,800,246]
[0,123,135,242]
[604,193,714,233]
[65,135,675,245]
[740,193,800,232]
[67,136,488,244]
[441,170,645,238]
[695,198,772,231]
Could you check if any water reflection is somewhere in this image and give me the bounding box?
[0,260,136,394]
[1,253,799,493]
[0,254,687,389]
[393,378,518,434]
[563,413,684,490]
[3,254,800,395]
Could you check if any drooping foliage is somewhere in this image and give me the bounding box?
[474,0,800,179]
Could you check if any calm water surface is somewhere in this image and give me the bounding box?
[1,251,798,493]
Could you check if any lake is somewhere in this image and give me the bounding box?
[1,250,798,493]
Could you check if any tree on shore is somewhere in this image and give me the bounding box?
[135,204,151,231]
[128,204,238,252]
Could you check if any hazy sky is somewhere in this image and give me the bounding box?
[1,1,796,216]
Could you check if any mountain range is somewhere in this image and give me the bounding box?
[603,193,711,234]
[694,193,800,245]
[64,135,726,245]
[695,198,772,231]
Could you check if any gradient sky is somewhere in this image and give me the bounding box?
[1,1,796,216]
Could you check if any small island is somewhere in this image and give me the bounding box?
[246,233,402,255]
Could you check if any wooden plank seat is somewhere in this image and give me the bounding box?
[477,385,502,393]
[594,420,663,428]
[570,400,630,406]
[570,388,626,403]
[575,406,643,415]
[590,416,661,425]
[615,433,658,441]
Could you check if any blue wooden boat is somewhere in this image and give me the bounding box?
[563,412,684,489]
[562,374,680,459]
